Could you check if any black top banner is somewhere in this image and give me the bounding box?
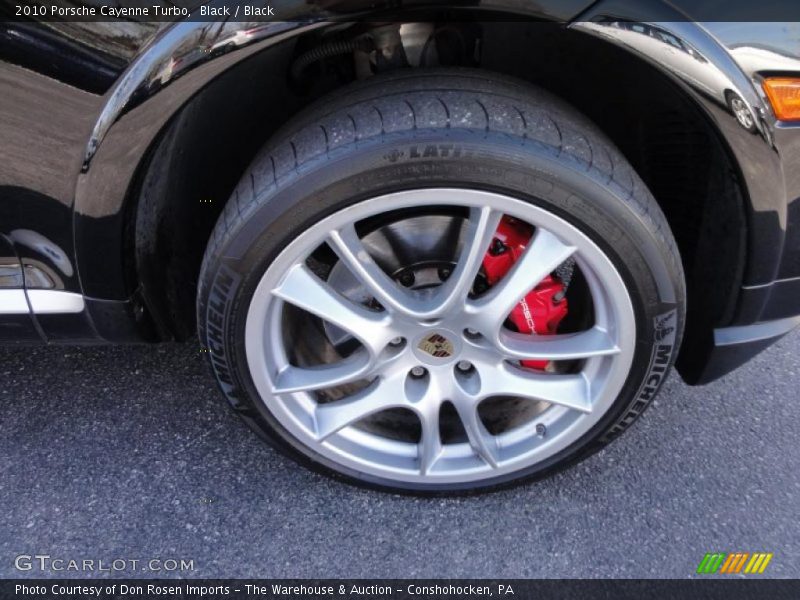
[3,0,800,23]
[3,579,800,600]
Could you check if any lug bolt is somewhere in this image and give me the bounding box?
[438,267,452,281]
[457,360,472,372]
[389,337,404,346]
[411,366,426,378]
[490,239,506,255]
[536,423,547,437]
[465,328,479,337]
[399,272,415,287]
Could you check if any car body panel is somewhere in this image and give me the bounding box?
[571,1,800,380]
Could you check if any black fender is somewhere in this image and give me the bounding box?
[571,0,800,381]
[572,5,785,290]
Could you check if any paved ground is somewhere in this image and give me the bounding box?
[1,331,798,579]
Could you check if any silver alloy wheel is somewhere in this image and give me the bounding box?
[731,96,755,130]
[245,189,636,485]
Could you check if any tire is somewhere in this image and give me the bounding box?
[197,68,685,494]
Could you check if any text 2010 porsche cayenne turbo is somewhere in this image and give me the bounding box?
[2,3,800,492]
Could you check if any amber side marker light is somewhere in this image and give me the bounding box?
[763,77,800,121]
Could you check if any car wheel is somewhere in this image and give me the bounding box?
[197,69,685,493]
[726,90,757,132]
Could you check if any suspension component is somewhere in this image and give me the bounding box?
[481,216,569,370]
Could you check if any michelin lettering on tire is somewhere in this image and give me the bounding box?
[603,309,678,442]
[205,265,240,399]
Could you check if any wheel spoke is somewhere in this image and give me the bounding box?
[418,404,443,475]
[273,350,372,394]
[497,326,620,361]
[478,365,592,413]
[314,375,406,440]
[471,228,576,329]
[430,206,502,315]
[328,225,427,318]
[452,399,499,468]
[272,263,392,354]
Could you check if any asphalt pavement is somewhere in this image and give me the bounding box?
[1,331,798,579]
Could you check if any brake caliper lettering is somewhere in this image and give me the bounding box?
[481,216,568,370]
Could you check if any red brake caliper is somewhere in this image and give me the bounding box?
[481,216,569,370]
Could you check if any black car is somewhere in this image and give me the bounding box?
[2,2,799,493]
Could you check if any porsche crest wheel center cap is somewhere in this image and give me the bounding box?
[413,330,461,364]
[419,332,455,357]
